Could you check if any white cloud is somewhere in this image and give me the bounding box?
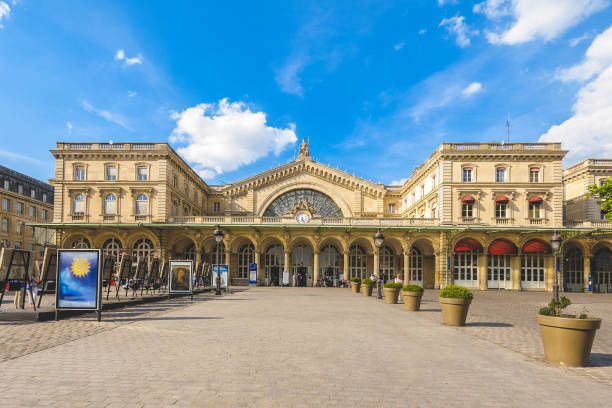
[477,0,609,45]
[66,121,72,134]
[539,24,612,164]
[169,99,297,179]
[438,0,458,5]
[81,100,132,131]
[0,149,44,164]
[439,16,479,47]
[394,41,405,51]
[462,82,483,96]
[275,56,308,96]
[390,178,408,186]
[114,49,143,66]
[418,29,427,35]
[127,90,137,98]
[0,1,10,28]
[569,32,591,47]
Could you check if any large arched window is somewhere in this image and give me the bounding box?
[104,193,117,214]
[73,194,85,214]
[136,194,148,215]
[263,189,342,217]
[238,243,255,279]
[320,244,340,280]
[379,246,395,283]
[71,236,91,249]
[593,247,612,293]
[133,238,154,259]
[408,247,423,283]
[102,237,122,257]
[349,244,367,280]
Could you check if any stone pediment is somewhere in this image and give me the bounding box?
[221,158,386,199]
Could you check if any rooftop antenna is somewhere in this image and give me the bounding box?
[506,113,511,143]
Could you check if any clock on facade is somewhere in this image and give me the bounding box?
[296,212,311,224]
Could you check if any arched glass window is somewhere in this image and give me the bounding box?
[136,194,148,215]
[104,193,117,214]
[210,243,226,265]
[349,244,367,280]
[409,247,423,283]
[73,194,85,214]
[564,248,584,292]
[133,238,154,259]
[71,237,91,249]
[238,243,255,279]
[102,237,122,257]
[263,189,342,217]
[379,246,394,283]
[320,244,340,280]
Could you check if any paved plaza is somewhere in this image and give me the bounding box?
[1,288,611,407]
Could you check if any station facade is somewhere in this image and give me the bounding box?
[42,140,612,293]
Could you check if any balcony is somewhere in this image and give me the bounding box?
[565,220,611,228]
[166,216,441,227]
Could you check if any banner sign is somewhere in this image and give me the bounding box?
[56,249,102,310]
[212,265,228,288]
[282,270,289,286]
[249,263,257,284]
[169,260,193,294]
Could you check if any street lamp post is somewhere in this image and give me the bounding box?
[374,228,384,299]
[214,225,224,296]
[550,230,562,301]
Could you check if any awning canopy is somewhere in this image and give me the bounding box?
[488,239,517,255]
[454,238,483,253]
[461,195,475,204]
[529,195,543,203]
[522,239,552,253]
[495,195,509,204]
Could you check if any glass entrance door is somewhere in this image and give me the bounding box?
[564,249,584,292]
[487,255,511,289]
[292,266,311,286]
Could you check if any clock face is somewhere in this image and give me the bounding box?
[296,212,310,224]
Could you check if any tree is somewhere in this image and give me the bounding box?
[587,176,612,220]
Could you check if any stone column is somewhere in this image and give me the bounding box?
[255,251,263,285]
[478,254,488,290]
[403,251,410,283]
[434,252,441,289]
[583,254,591,292]
[545,255,554,292]
[284,251,291,286]
[195,247,202,273]
[373,250,380,278]
[343,251,349,281]
[313,251,320,286]
[511,255,521,291]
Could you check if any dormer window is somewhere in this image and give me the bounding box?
[496,168,506,183]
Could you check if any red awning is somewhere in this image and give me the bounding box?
[454,238,483,253]
[488,239,517,255]
[462,195,475,204]
[529,195,543,203]
[495,195,509,203]
[522,239,552,253]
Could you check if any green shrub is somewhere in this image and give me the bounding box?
[439,285,473,299]
[362,278,374,285]
[537,296,591,318]
[351,277,361,283]
[384,282,402,289]
[402,284,424,292]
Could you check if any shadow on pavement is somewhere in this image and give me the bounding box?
[589,353,612,367]
[466,322,513,327]
[104,316,224,322]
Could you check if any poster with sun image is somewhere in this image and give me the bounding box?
[169,260,193,294]
[56,249,102,310]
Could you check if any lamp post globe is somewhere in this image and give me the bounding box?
[213,225,224,296]
[550,230,562,301]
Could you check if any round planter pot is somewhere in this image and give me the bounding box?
[383,287,400,304]
[536,314,602,367]
[362,284,373,297]
[350,282,361,293]
[402,291,423,311]
[439,297,472,326]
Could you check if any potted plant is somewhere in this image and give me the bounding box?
[401,284,424,311]
[439,285,473,326]
[383,282,402,304]
[361,278,373,296]
[350,277,361,293]
[537,296,601,367]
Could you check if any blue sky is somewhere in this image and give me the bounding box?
[1,0,612,185]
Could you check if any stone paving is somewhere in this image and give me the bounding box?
[0,288,611,407]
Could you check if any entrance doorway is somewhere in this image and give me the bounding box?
[564,248,584,292]
[593,247,612,293]
[487,255,511,289]
[293,266,310,286]
[270,266,280,286]
[292,245,313,286]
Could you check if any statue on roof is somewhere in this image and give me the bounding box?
[297,138,310,160]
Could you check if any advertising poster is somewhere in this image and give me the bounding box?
[56,249,102,310]
[169,260,193,293]
[282,270,289,286]
[249,263,257,284]
[212,265,228,288]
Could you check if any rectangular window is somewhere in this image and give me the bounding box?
[30,189,36,198]
[0,239,9,247]
[16,202,23,214]
[462,203,473,218]
[29,206,36,218]
[1,219,8,232]
[388,203,396,214]
[529,203,541,218]
[496,168,506,183]
[1,198,9,211]
[18,184,23,194]
[42,193,47,202]
[16,222,22,234]
[420,185,425,198]
[137,166,148,181]
[495,203,507,218]
[75,166,85,181]
[431,207,436,218]
[600,179,607,187]
[530,168,540,183]
[106,166,117,181]
[184,183,189,196]
[462,168,472,183]
[213,202,220,213]
[41,209,47,220]
[431,175,436,187]
[172,201,178,217]
[2,180,8,190]
[172,175,177,187]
